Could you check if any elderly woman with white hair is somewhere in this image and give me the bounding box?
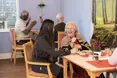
[61,22,105,78]
[60,22,91,78]
[61,22,90,51]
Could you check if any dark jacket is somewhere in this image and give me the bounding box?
[32,37,70,76]
[54,22,65,41]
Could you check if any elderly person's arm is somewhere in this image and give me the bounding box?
[108,48,117,66]
[23,20,37,35]
[19,10,37,35]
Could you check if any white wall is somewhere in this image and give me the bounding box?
[61,0,93,43]
[19,0,61,29]
[0,0,61,55]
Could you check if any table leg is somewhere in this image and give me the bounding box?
[69,62,73,78]
[63,58,68,78]
[106,72,110,78]
[86,70,97,78]
[90,73,96,78]
[86,69,103,78]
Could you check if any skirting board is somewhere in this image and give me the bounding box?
[0,53,23,59]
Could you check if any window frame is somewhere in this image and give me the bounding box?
[0,0,19,32]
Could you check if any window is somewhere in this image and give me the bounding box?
[92,0,116,25]
[0,0,17,31]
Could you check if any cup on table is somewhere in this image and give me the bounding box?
[93,53,99,60]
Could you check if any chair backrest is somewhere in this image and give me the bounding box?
[9,28,16,47]
[23,42,33,62]
[23,42,53,78]
[58,32,66,50]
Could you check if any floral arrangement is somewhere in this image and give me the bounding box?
[92,40,101,51]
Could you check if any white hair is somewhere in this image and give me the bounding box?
[21,10,29,16]
[56,13,64,19]
[65,22,78,33]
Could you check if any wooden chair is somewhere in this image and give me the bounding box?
[23,42,53,78]
[54,32,65,50]
[57,32,66,50]
[57,32,74,77]
[55,32,66,68]
[9,28,32,65]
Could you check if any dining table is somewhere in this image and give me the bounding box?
[63,51,116,78]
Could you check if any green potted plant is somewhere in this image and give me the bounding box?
[38,3,45,8]
[38,0,46,8]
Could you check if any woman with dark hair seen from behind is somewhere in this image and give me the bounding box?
[32,19,77,78]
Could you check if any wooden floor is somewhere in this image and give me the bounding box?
[0,58,26,78]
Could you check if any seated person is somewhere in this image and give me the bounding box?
[61,22,105,78]
[32,19,77,78]
[54,13,65,42]
[108,48,117,78]
[14,10,37,45]
[61,22,90,51]
[54,13,65,48]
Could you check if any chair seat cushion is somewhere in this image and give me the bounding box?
[13,45,23,50]
[28,68,49,78]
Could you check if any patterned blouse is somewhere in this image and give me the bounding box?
[61,33,91,50]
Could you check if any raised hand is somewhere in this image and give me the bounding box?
[70,48,78,54]
[71,37,77,43]
[30,20,37,27]
[40,16,43,23]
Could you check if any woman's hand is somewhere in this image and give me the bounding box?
[71,37,77,43]
[69,37,77,47]
[70,48,78,54]
[69,42,74,48]
[74,44,82,50]
[30,20,37,27]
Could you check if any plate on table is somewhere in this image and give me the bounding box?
[75,51,85,55]
[82,50,92,54]
[77,51,88,55]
